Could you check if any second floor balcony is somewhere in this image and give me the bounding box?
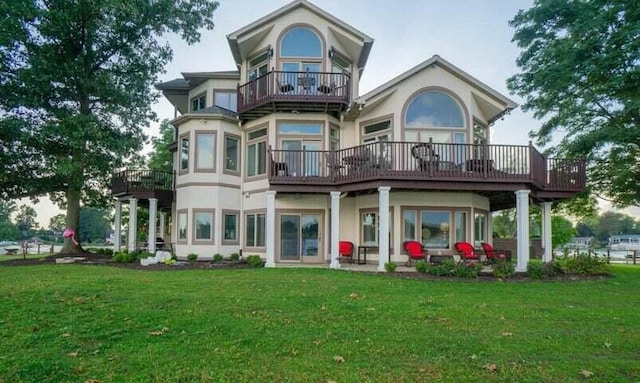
[237,70,351,121]
[268,142,586,208]
[111,169,175,206]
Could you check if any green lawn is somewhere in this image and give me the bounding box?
[0,265,639,383]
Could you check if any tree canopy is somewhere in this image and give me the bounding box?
[0,0,218,252]
[508,0,640,209]
[147,119,174,173]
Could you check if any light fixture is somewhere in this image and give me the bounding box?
[267,46,274,58]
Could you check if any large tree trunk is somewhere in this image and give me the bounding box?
[62,186,83,254]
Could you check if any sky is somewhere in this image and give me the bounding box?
[22,0,638,227]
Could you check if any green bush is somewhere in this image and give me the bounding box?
[452,261,481,278]
[493,260,515,278]
[228,253,240,261]
[213,253,224,263]
[527,262,544,279]
[187,253,198,262]
[384,262,397,273]
[112,250,147,263]
[527,261,562,279]
[556,254,610,275]
[246,255,263,268]
[414,260,428,273]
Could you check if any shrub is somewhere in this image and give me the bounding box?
[527,262,544,279]
[112,250,147,263]
[187,253,198,262]
[228,253,240,261]
[384,262,397,272]
[213,253,224,263]
[101,248,114,256]
[527,261,562,279]
[246,255,263,268]
[556,254,610,275]
[452,262,481,278]
[493,260,515,278]
[414,260,428,273]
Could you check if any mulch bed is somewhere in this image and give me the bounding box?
[1,252,613,281]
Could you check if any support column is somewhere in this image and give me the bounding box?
[148,198,158,254]
[542,201,553,263]
[378,186,391,272]
[487,213,494,243]
[265,191,277,268]
[515,190,531,272]
[330,191,341,269]
[114,200,122,253]
[128,198,138,252]
[159,212,166,238]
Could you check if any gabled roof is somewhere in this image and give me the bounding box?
[155,71,240,91]
[357,55,518,123]
[226,0,373,75]
[155,78,189,91]
[190,105,237,118]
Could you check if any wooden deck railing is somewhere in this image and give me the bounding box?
[111,169,175,196]
[268,142,586,191]
[237,70,350,114]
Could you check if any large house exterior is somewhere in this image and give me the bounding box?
[111,0,586,272]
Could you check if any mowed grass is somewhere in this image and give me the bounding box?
[0,265,639,383]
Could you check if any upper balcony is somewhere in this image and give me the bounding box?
[111,169,175,207]
[268,142,586,210]
[237,70,351,122]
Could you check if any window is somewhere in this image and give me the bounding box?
[193,210,214,243]
[362,119,391,164]
[195,132,215,171]
[280,27,321,57]
[473,120,488,159]
[278,123,322,135]
[177,210,188,243]
[224,134,240,173]
[215,91,237,112]
[222,211,239,244]
[403,208,468,250]
[190,93,206,112]
[247,128,267,177]
[247,52,269,81]
[246,212,266,247]
[330,126,340,151]
[180,135,189,172]
[405,91,464,129]
[360,210,393,247]
[329,47,351,74]
[474,212,488,248]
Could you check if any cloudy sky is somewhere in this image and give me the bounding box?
[27,0,635,226]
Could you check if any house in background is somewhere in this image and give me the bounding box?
[111,0,585,271]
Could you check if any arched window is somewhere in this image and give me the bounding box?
[280,27,321,57]
[405,91,464,129]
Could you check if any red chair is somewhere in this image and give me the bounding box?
[338,241,354,263]
[481,242,508,264]
[402,241,427,266]
[454,241,480,266]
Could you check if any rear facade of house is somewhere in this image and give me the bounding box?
[111,0,585,271]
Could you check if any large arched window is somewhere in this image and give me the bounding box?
[280,27,321,57]
[405,91,464,129]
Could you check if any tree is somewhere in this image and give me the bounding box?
[15,205,39,239]
[0,201,19,240]
[147,119,175,173]
[508,0,640,212]
[79,207,110,244]
[551,215,577,249]
[492,209,517,238]
[594,211,635,241]
[49,214,67,233]
[0,0,218,253]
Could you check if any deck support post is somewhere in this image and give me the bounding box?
[541,201,553,263]
[128,197,138,252]
[515,190,531,272]
[265,191,277,268]
[378,186,391,272]
[159,211,166,239]
[330,191,341,269]
[114,199,122,252]
[148,198,158,254]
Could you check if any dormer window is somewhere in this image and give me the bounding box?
[280,27,321,58]
[190,93,206,112]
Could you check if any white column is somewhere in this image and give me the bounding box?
[148,198,158,254]
[330,191,341,269]
[542,201,553,263]
[487,213,494,242]
[265,191,277,268]
[378,186,391,272]
[159,212,166,238]
[114,200,122,252]
[515,190,531,272]
[128,198,138,252]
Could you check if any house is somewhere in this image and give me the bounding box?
[111,0,586,272]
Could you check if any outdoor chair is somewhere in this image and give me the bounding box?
[411,142,439,171]
[338,241,355,263]
[481,242,509,263]
[402,240,427,266]
[454,241,480,266]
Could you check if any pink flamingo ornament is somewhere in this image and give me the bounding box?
[63,228,79,246]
